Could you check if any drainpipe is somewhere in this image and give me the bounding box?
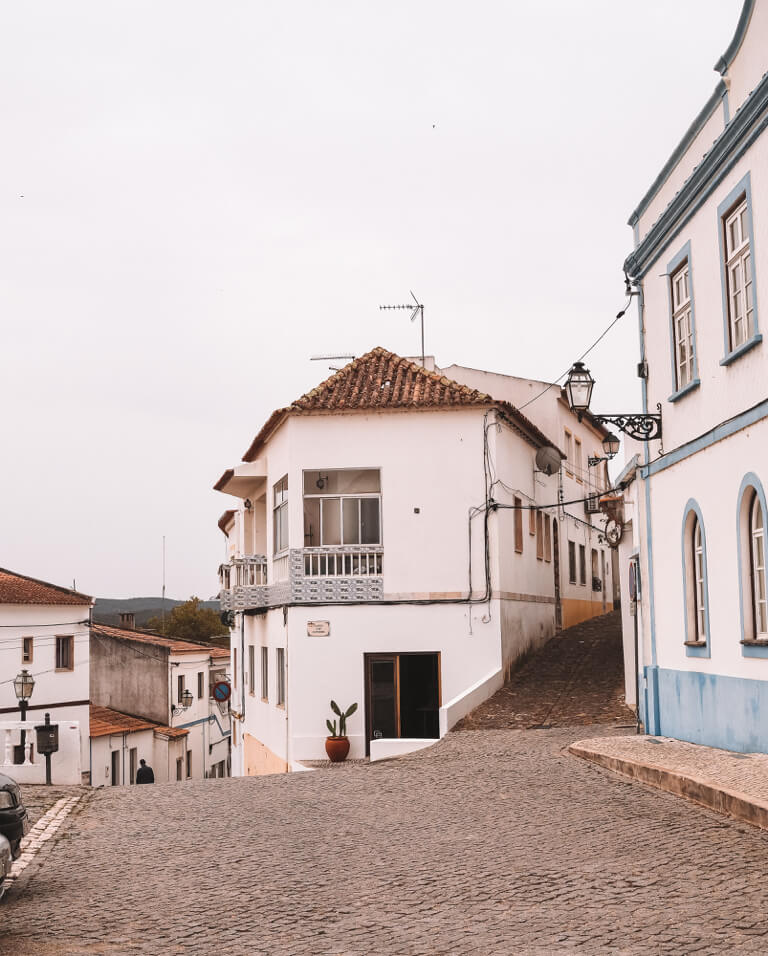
[284,606,290,773]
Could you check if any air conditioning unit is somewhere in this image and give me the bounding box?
[585,494,601,515]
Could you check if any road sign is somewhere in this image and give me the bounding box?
[212,680,231,703]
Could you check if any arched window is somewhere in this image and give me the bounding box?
[693,519,706,641]
[750,495,767,639]
[682,500,709,656]
[736,475,768,653]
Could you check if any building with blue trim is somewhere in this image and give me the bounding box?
[621,0,768,752]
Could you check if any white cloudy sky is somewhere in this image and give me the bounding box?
[1,1,743,600]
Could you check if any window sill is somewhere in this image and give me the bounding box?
[683,641,707,647]
[741,639,768,658]
[720,333,763,366]
[668,379,700,403]
[740,639,768,646]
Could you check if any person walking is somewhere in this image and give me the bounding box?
[136,758,155,784]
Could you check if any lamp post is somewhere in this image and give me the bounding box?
[13,669,35,760]
[565,362,662,442]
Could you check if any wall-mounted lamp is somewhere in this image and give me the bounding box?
[171,688,193,719]
[244,498,252,511]
[588,433,621,467]
[565,362,662,442]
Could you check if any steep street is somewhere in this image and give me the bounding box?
[4,615,768,954]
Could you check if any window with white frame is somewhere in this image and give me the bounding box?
[273,476,289,554]
[248,646,255,696]
[750,495,767,639]
[22,637,33,664]
[671,259,695,389]
[568,541,576,584]
[303,469,381,547]
[723,197,754,350]
[276,647,286,706]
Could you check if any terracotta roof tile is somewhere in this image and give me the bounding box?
[239,347,557,463]
[218,509,236,534]
[0,568,92,606]
[91,623,230,659]
[152,725,189,739]
[90,705,157,738]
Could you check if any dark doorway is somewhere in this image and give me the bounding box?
[364,652,440,755]
[110,749,120,786]
[553,518,562,632]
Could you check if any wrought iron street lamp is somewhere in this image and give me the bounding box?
[588,432,621,467]
[565,362,662,441]
[13,669,35,720]
[171,688,194,719]
[13,669,35,758]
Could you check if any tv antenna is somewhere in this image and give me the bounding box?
[310,353,355,372]
[379,291,424,366]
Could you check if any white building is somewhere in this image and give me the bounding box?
[0,568,92,774]
[90,623,231,781]
[89,705,190,787]
[215,347,617,774]
[620,0,768,750]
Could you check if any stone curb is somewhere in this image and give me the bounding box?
[569,741,768,831]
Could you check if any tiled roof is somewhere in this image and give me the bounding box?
[90,705,157,738]
[0,568,92,607]
[240,347,556,462]
[152,725,189,739]
[218,509,236,533]
[91,623,230,659]
[89,705,190,739]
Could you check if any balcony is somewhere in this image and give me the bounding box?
[219,556,268,611]
[218,547,385,613]
[302,546,382,578]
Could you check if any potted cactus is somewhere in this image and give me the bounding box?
[325,700,358,762]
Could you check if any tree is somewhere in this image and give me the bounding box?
[146,597,228,642]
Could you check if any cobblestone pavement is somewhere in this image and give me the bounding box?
[456,611,634,730]
[4,725,768,955]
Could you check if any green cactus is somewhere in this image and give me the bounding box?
[328,700,358,737]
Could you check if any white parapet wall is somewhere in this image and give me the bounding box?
[438,666,504,737]
[369,738,438,763]
[0,720,82,786]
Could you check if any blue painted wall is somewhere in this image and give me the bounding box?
[655,666,768,753]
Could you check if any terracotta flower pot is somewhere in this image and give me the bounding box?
[325,736,350,763]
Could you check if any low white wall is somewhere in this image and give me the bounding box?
[0,720,81,786]
[369,737,438,762]
[438,667,504,736]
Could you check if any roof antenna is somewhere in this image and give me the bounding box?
[379,291,425,366]
[310,353,355,372]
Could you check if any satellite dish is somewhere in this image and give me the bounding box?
[535,445,562,476]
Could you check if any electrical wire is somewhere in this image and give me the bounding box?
[517,296,633,412]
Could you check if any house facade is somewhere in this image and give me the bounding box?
[0,569,92,773]
[89,706,192,786]
[90,623,231,781]
[621,0,768,750]
[216,347,617,775]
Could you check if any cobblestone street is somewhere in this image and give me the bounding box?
[4,722,768,954]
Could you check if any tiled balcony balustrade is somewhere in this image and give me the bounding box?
[219,556,269,611]
[219,547,384,611]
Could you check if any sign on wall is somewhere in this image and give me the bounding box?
[307,621,330,637]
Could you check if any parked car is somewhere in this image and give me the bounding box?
[0,773,30,901]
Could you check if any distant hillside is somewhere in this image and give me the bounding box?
[94,596,220,628]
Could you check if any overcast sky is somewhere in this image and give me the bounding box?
[1,1,743,600]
